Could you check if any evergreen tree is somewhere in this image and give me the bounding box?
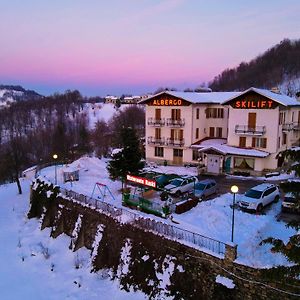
[107,127,144,184]
[261,147,300,280]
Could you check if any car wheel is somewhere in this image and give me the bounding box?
[274,195,279,203]
[175,191,182,198]
[256,204,263,213]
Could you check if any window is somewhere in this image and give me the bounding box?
[155,128,161,139]
[192,149,200,161]
[282,133,287,145]
[154,147,164,157]
[196,128,199,139]
[234,157,254,170]
[171,129,183,140]
[196,108,200,119]
[239,137,246,147]
[173,149,183,157]
[279,112,286,125]
[171,109,181,120]
[252,137,267,148]
[216,127,222,138]
[209,127,215,137]
[206,108,224,119]
[155,108,161,120]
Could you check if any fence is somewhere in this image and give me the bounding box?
[59,187,227,255]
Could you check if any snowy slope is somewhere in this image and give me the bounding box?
[39,156,297,268]
[0,179,146,300]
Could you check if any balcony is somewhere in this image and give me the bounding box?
[235,125,266,136]
[147,136,165,146]
[166,118,185,127]
[282,122,300,132]
[147,117,165,126]
[166,138,185,147]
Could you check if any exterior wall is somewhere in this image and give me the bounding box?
[227,107,280,153]
[146,105,193,165]
[144,92,300,172]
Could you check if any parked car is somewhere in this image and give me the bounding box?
[164,176,198,197]
[238,183,280,212]
[155,174,179,189]
[282,193,299,213]
[194,179,218,199]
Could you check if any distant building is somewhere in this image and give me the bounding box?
[105,95,119,104]
[140,87,300,175]
[122,96,141,104]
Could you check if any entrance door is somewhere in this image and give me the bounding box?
[248,113,256,130]
[207,154,221,174]
[173,149,183,165]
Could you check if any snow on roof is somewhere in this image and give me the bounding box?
[192,139,269,158]
[139,91,241,104]
[222,87,300,107]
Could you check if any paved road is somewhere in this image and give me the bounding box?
[198,174,263,195]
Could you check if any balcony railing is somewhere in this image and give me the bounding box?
[147,118,165,126]
[235,125,266,136]
[166,118,185,127]
[282,122,300,132]
[166,138,185,147]
[147,136,165,146]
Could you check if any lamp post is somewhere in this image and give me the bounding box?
[230,185,239,243]
[53,154,58,185]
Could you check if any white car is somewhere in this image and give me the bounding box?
[164,176,198,197]
[238,183,280,212]
[282,193,299,213]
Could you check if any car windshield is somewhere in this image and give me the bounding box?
[195,183,206,190]
[284,197,296,203]
[170,179,183,187]
[244,189,263,199]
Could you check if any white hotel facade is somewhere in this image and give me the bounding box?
[140,88,300,175]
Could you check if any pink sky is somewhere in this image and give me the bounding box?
[0,0,299,96]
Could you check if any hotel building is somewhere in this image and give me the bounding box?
[140,87,300,175]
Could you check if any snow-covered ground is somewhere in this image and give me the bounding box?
[38,156,297,268]
[0,179,147,300]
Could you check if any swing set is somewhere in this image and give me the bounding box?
[90,182,115,202]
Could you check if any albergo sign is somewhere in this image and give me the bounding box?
[126,174,157,189]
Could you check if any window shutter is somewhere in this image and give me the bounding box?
[252,138,256,147]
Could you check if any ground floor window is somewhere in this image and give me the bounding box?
[234,157,254,170]
[154,147,164,157]
[252,137,267,148]
[192,149,200,161]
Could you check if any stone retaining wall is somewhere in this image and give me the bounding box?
[28,180,300,300]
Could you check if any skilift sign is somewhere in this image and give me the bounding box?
[126,174,157,188]
[230,98,278,109]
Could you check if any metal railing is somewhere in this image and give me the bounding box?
[147,118,165,126]
[166,118,185,127]
[166,138,185,147]
[147,136,165,146]
[235,125,266,135]
[52,185,227,255]
[282,122,300,131]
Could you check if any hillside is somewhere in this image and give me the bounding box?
[0,84,42,107]
[209,39,300,96]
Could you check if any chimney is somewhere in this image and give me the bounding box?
[270,87,281,94]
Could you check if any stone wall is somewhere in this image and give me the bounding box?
[28,179,300,300]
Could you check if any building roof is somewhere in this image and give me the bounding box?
[222,87,300,107]
[191,139,269,158]
[139,91,241,104]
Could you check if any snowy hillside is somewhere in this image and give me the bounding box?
[0,85,42,107]
[0,179,147,300]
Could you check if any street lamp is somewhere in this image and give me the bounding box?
[53,154,58,185]
[230,185,239,243]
